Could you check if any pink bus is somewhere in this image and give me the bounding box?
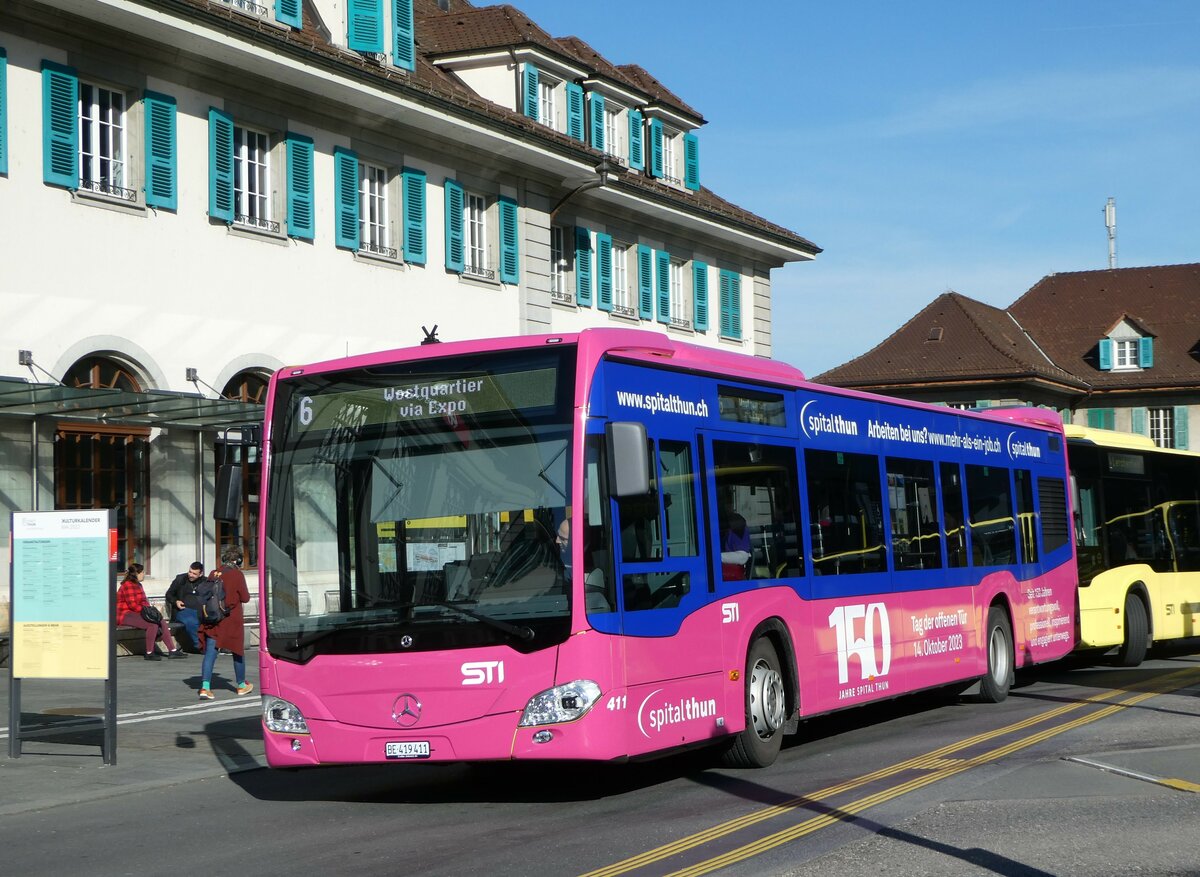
[257,328,1077,768]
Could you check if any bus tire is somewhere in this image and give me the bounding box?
[977,606,1014,703]
[1115,593,1148,667]
[721,638,787,768]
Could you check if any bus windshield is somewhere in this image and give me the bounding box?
[263,347,576,661]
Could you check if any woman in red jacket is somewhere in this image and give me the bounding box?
[116,563,186,661]
[197,546,253,700]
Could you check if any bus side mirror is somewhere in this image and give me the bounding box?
[605,422,649,497]
[214,463,242,522]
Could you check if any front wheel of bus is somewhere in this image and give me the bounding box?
[1115,592,1148,667]
[722,638,786,768]
[978,607,1014,703]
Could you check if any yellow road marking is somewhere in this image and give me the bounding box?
[1161,778,1200,793]
[579,667,1200,877]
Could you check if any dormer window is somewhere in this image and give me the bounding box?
[1098,319,1153,371]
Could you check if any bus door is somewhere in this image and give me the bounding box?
[609,426,723,755]
[701,433,808,677]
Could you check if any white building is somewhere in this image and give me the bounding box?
[0,0,818,633]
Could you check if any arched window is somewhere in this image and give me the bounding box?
[214,370,269,568]
[55,355,151,570]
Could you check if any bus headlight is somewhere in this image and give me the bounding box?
[518,680,602,727]
[263,696,310,734]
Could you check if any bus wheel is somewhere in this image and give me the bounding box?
[1115,593,1148,667]
[978,607,1014,703]
[722,638,786,768]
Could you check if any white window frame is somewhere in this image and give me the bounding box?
[464,191,489,278]
[538,78,558,131]
[233,125,273,230]
[359,161,397,259]
[78,81,130,200]
[550,226,569,300]
[611,241,633,317]
[1149,407,1175,449]
[661,128,678,185]
[604,103,623,162]
[669,258,687,328]
[1114,338,1139,370]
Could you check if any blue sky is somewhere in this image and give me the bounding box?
[502,1,1200,375]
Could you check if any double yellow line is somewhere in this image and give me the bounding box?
[582,666,1200,877]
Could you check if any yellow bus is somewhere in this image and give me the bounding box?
[1068,424,1200,664]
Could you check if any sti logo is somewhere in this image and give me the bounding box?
[461,660,505,685]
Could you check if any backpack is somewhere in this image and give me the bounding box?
[196,575,229,626]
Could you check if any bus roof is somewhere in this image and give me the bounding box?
[1064,423,1200,459]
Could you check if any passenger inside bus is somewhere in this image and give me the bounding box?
[721,512,753,580]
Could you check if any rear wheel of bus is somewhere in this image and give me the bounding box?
[722,638,787,768]
[977,606,1014,703]
[1115,591,1148,667]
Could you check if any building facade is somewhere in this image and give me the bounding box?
[0,0,818,633]
[817,264,1199,450]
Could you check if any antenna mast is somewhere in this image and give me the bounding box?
[1104,197,1117,269]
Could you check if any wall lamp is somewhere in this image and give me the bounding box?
[18,350,63,385]
[186,368,223,398]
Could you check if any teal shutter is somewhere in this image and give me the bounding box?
[1098,338,1113,370]
[498,195,519,284]
[393,0,415,71]
[143,91,177,210]
[1087,408,1114,430]
[683,132,699,190]
[566,83,585,141]
[444,179,464,272]
[1139,336,1154,368]
[596,233,613,312]
[333,147,359,250]
[720,269,742,339]
[628,110,644,171]
[589,93,605,151]
[207,107,234,222]
[42,61,78,189]
[1174,406,1189,450]
[656,250,670,324]
[648,118,664,178]
[523,64,540,120]
[574,226,593,306]
[1131,407,1147,436]
[348,0,384,52]
[402,167,426,264]
[692,261,709,331]
[286,133,315,240]
[0,49,8,176]
[276,0,302,28]
[637,244,653,320]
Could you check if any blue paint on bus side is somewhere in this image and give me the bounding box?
[585,359,1072,638]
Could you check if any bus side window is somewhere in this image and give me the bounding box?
[940,462,967,568]
[886,457,942,571]
[583,435,615,613]
[713,440,804,580]
[965,464,1016,567]
[805,449,885,576]
[1014,469,1039,565]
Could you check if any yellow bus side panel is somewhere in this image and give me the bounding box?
[1078,564,1200,648]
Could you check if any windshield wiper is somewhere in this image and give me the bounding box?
[385,599,535,642]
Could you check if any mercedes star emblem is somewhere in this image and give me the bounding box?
[392,693,422,727]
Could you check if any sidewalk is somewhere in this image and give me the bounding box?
[0,647,265,816]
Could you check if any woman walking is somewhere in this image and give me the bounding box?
[197,546,253,700]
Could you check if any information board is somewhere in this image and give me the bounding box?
[10,510,113,679]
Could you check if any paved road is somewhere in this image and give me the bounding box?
[2,648,1199,876]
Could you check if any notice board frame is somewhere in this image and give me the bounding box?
[8,508,118,762]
